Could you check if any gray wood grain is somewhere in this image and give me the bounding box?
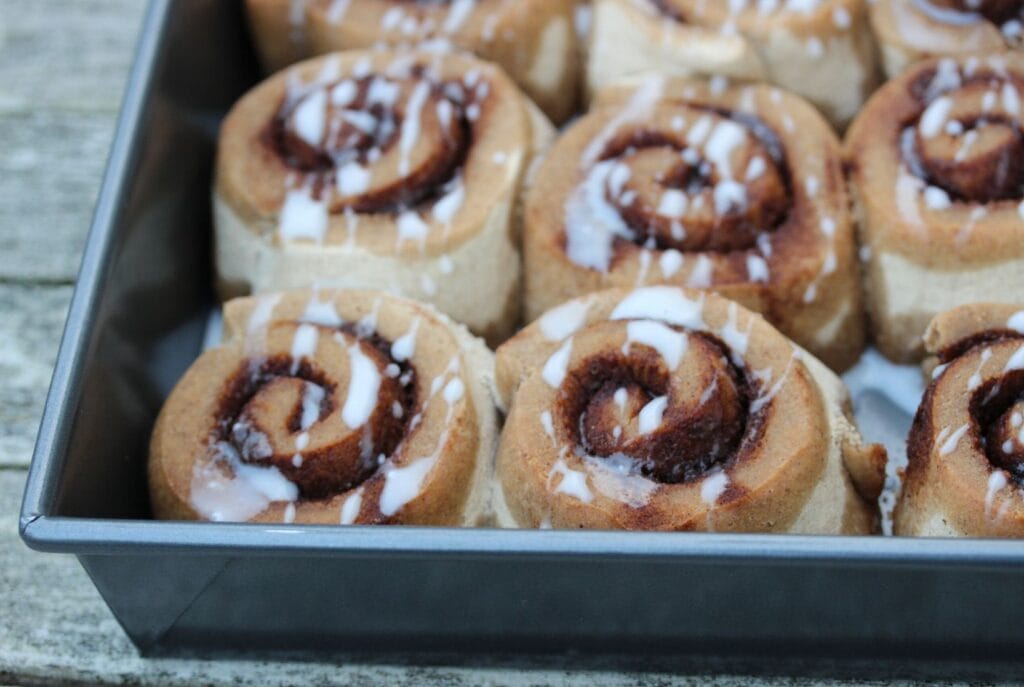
[0,285,71,468]
[0,0,144,283]
[0,0,142,114]
[0,112,118,282]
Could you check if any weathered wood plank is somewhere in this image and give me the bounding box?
[0,0,144,282]
[0,112,116,282]
[0,0,143,114]
[0,285,71,468]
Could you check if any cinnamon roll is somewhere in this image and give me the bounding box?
[895,302,1024,537]
[871,0,1023,78]
[246,0,314,73]
[493,287,884,533]
[524,76,865,371]
[149,289,499,525]
[245,0,581,124]
[846,54,1024,362]
[586,0,879,127]
[215,50,553,344]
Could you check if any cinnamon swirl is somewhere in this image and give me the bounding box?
[149,289,499,525]
[846,53,1024,362]
[895,302,1024,537]
[494,287,884,532]
[245,0,581,124]
[524,76,866,371]
[215,50,553,343]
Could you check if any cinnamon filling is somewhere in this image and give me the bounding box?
[906,71,1024,204]
[597,109,791,255]
[212,327,417,500]
[558,332,753,484]
[973,370,1024,482]
[264,70,475,214]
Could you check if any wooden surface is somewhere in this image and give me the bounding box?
[0,2,1003,685]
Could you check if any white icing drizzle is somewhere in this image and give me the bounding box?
[432,176,465,226]
[302,292,342,326]
[581,77,665,168]
[540,410,556,445]
[986,469,1009,514]
[700,469,730,505]
[687,254,714,288]
[342,344,382,428]
[637,395,669,435]
[968,348,992,391]
[396,210,430,248]
[190,442,299,523]
[750,351,797,414]
[290,323,319,372]
[279,184,328,243]
[542,338,574,388]
[326,0,351,22]
[247,294,282,340]
[660,249,684,277]
[939,423,970,456]
[1005,345,1024,372]
[611,287,706,329]
[539,299,591,341]
[624,320,688,369]
[340,488,363,524]
[398,81,431,176]
[291,89,327,146]
[746,254,769,282]
[919,96,953,138]
[719,302,753,360]
[379,453,436,516]
[391,317,421,362]
[548,454,594,503]
[336,162,371,196]
[564,160,636,272]
[379,357,464,517]
[581,452,658,509]
[299,383,325,432]
[1008,311,1024,333]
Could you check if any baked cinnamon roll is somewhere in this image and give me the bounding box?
[586,0,879,127]
[896,302,1024,537]
[846,53,1024,362]
[524,76,866,371]
[494,287,884,533]
[149,289,499,525]
[871,0,1023,78]
[215,50,553,343]
[245,0,581,123]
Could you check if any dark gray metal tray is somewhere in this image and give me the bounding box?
[18,0,1024,676]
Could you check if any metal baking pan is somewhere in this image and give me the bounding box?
[18,0,1024,676]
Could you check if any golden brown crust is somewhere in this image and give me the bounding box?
[895,302,1024,537]
[287,0,581,123]
[149,289,499,526]
[846,54,1024,362]
[214,50,551,339]
[523,77,865,372]
[586,0,878,126]
[217,50,536,255]
[494,287,881,533]
[870,0,1022,77]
